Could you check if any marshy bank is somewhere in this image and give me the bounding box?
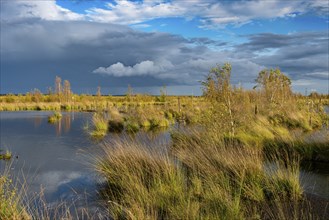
[94,132,329,219]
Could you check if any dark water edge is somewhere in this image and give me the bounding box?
[304,193,329,219]
[300,161,329,199]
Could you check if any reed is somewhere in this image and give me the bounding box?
[0,165,107,219]
[88,113,109,137]
[47,111,62,123]
[94,129,309,219]
[0,150,12,160]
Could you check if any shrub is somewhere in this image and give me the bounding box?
[47,112,62,123]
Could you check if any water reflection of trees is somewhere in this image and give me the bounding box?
[33,117,43,128]
[55,113,74,136]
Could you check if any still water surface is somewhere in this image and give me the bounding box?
[0,111,170,207]
[0,111,97,205]
[0,111,328,208]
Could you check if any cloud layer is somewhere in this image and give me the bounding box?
[0,18,265,92]
[1,0,328,94]
[1,0,83,22]
[2,0,328,28]
[86,0,328,28]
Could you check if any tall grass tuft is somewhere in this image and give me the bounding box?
[0,165,108,219]
[0,170,30,219]
[0,150,12,160]
[89,113,109,138]
[108,108,124,132]
[94,129,311,219]
[47,111,62,123]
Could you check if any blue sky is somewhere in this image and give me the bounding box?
[1,0,328,95]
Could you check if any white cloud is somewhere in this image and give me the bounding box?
[131,23,151,29]
[1,0,327,29]
[308,0,329,14]
[1,0,83,22]
[93,60,174,77]
[86,0,185,24]
[197,0,305,29]
[84,0,317,28]
[305,71,329,79]
[293,79,315,86]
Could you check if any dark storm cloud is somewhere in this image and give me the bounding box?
[237,32,327,52]
[2,16,266,94]
[1,19,223,93]
[236,32,329,82]
[0,21,152,92]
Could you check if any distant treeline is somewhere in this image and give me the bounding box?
[0,72,328,111]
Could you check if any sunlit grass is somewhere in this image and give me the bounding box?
[0,165,107,219]
[94,130,310,219]
[88,113,109,138]
[47,111,62,123]
[0,150,12,160]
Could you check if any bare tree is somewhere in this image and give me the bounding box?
[126,84,133,102]
[97,86,101,97]
[31,88,42,103]
[55,76,62,95]
[63,80,72,102]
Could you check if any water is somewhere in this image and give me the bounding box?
[0,111,97,205]
[0,111,171,208]
[299,104,329,199]
[300,161,329,199]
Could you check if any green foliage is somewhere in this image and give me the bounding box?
[0,173,29,220]
[156,86,167,102]
[256,68,292,104]
[89,113,109,137]
[125,120,140,133]
[0,150,12,160]
[202,62,232,102]
[95,131,306,219]
[47,111,62,123]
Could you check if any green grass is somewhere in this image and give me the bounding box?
[88,113,109,138]
[125,120,140,133]
[94,131,307,219]
[0,150,12,160]
[0,168,30,220]
[108,108,124,132]
[0,166,108,219]
[47,111,62,123]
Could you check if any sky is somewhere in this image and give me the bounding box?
[1,0,328,95]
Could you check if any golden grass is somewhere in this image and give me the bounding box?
[94,130,309,219]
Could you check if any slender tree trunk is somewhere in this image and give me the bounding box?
[225,94,234,136]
